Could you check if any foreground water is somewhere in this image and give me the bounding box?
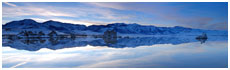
[2,36,228,68]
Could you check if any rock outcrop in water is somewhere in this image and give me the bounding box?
[2,36,214,51]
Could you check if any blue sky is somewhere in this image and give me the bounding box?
[2,2,228,30]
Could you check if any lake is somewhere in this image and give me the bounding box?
[2,36,228,68]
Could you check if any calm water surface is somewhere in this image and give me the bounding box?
[2,36,228,68]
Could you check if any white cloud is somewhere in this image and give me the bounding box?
[3,3,135,25]
[87,3,228,30]
[3,6,75,17]
[87,3,126,10]
[31,18,97,26]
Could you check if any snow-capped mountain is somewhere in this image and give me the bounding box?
[2,19,228,36]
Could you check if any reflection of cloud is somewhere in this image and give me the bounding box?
[10,58,30,68]
[3,2,17,7]
[4,41,227,68]
[77,44,206,68]
[36,45,109,53]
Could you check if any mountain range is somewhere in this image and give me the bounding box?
[2,19,228,36]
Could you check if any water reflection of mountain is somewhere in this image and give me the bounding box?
[2,36,226,51]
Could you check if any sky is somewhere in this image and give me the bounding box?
[2,2,228,30]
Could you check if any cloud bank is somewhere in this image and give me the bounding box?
[2,2,228,30]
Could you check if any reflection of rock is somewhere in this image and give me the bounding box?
[103,30,117,38]
[2,36,217,51]
[196,38,207,44]
[103,37,117,44]
[195,33,208,44]
[48,31,58,37]
[21,38,46,45]
[196,33,207,39]
[49,37,59,44]
[2,34,17,40]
